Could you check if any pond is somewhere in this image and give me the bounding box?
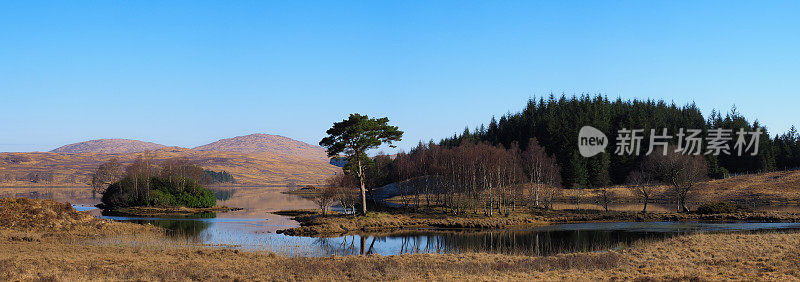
[9,186,800,257]
[83,213,800,257]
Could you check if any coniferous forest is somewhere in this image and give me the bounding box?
[431,95,798,189]
[353,95,800,215]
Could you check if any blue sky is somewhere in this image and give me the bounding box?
[1,1,798,153]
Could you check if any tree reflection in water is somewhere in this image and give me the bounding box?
[305,229,682,257]
[129,218,213,242]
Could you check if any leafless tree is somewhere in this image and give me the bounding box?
[644,150,707,212]
[522,138,561,208]
[91,158,125,197]
[392,140,561,215]
[326,173,359,214]
[627,169,653,213]
[125,154,158,202]
[312,186,338,216]
[161,157,205,187]
[599,187,614,212]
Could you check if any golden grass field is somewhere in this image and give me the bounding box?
[2,198,800,281]
[527,169,800,209]
[0,146,341,187]
[386,170,800,209]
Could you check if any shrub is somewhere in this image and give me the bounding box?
[147,189,174,206]
[695,202,738,214]
[101,176,216,209]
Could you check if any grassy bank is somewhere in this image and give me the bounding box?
[102,205,242,217]
[2,226,799,280]
[2,198,800,280]
[276,209,545,236]
[0,197,156,235]
[276,207,800,236]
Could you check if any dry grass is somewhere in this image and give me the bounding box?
[105,206,241,217]
[279,206,800,237]
[1,198,800,280]
[2,228,799,280]
[385,170,800,214]
[0,198,158,239]
[277,209,548,236]
[0,237,622,281]
[575,170,800,207]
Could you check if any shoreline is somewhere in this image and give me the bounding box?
[275,208,800,236]
[3,197,800,280]
[101,206,242,217]
[3,225,799,280]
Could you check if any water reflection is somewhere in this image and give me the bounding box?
[97,215,800,257]
[9,186,800,257]
[134,219,212,238]
[369,229,660,256]
[302,222,800,257]
[209,188,236,201]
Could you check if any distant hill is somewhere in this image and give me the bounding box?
[0,134,340,187]
[51,139,166,154]
[194,134,329,161]
[0,147,340,187]
[0,134,342,187]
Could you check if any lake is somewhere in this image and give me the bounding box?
[6,186,800,257]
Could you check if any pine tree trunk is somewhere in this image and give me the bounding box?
[358,158,367,215]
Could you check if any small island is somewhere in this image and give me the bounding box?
[93,157,238,217]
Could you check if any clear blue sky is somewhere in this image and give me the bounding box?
[1,1,798,153]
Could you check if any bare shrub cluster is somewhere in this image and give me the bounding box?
[393,138,561,215]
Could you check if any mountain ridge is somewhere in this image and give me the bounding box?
[193,133,328,161]
[1,148,338,187]
[51,139,167,154]
[6,134,339,186]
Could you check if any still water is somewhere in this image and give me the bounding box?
[85,213,800,257]
[8,186,800,257]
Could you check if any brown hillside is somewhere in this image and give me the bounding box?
[0,147,340,187]
[194,134,329,161]
[699,170,800,203]
[51,139,166,154]
[569,170,800,208]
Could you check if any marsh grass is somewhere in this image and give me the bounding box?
[4,197,800,280]
[3,231,800,281]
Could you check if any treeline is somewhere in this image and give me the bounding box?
[316,97,798,215]
[203,170,235,184]
[438,95,792,188]
[774,126,800,170]
[391,139,560,215]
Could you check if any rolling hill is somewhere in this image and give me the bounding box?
[194,134,329,161]
[1,135,340,187]
[51,139,166,154]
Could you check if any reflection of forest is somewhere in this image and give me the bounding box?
[311,235,387,256]
[310,230,679,257]
[208,188,236,201]
[213,187,318,214]
[131,219,213,240]
[400,230,678,256]
[313,236,361,256]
